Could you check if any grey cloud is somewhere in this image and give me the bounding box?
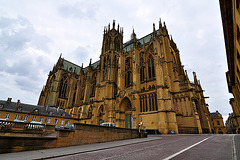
[58,2,98,20]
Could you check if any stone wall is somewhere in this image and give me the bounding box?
[0,123,145,153]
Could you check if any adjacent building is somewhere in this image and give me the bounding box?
[38,20,213,134]
[210,111,226,134]
[0,98,74,126]
[225,112,238,133]
[220,0,240,131]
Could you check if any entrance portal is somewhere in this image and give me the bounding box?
[119,97,132,128]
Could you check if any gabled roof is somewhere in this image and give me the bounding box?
[0,100,72,118]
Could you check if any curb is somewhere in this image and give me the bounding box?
[33,137,162,160]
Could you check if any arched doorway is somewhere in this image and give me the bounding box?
[119,97,132,128]
[97,105,104,125]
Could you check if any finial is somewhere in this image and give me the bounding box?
[60,53,62,58]
[163,21,166,28]
[108,23,110,30]
[153,23,155,32]
[117,24,119,32]
[81,63,83,68]
[159,18,162,28]
[89,58,92,66]
[113,20,115,29]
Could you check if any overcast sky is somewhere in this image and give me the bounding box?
[0,0,232,121]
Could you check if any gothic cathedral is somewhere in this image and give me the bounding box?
[38,20,213,134]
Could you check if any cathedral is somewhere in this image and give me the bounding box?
[38,20,213,134]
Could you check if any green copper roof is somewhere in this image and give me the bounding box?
[123,30,159,53]
[62,59,81,75]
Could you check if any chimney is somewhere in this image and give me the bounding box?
[16,99,20,107]
[46,106,49,112]
[57,107,60,113]
[7,98,12,103]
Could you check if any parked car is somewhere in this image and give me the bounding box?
[30,121,42,124]
[100,122,116,127]
[55,126,64,130]
[64,124,74,130]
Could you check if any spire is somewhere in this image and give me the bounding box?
[89,58,92,66]
[163,21,166,28]
[113,20,115,29]
[80,63,84,74]
[131,27,136,40]
[89,58,92,71]
[159,18,162,28]
[193,71,198,84]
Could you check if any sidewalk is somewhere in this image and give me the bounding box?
[0,136,161,160]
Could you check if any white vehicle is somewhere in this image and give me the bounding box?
[30,121,43,124]
[13,119,25,123]
[100,122,116,127]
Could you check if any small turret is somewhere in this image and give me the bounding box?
[131,27,136,40]
[112,20,115,29]
[159,18,162,28]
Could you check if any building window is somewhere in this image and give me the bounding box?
[140,96,143,112]
[5,113,10,120]
[14,115,20,120]
[59,76,68,98]
[217,121,220,125]
[47,118,51,124]
[90,73,97,97]
[32,116,36,121]
[72,92,76,106]
[54,119,58,125]
[145,95,148,112]
[237,0,240,10]
[149,94,152,111]
[105,37,111,52]
[114,37,120,52]
[0,104,3,109]
[140,57,145,82]
[66,120,70,124]
[125,58,132,88]
[140,93,158,112]
[24,116,28,121]
[61,120,64,125]
[40,117,44,123]
[148,55,155,79]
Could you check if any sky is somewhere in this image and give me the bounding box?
[0,0,232,122]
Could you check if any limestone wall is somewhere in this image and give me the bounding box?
[0,123,145,153]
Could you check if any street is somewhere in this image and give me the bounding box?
[50,134,239,160]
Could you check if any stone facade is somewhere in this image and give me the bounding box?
[38,20,213,134]
[220,0,240,131]
[210,111,226,134]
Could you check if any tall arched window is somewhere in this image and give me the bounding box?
[90,73,97,97]
[114,37,120,52]
[140,57,145,82]
[59,76,68,98]
[105,38,110,51]
[125,58,132,88]
[72,92,76,106]
[148,55,155,79]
